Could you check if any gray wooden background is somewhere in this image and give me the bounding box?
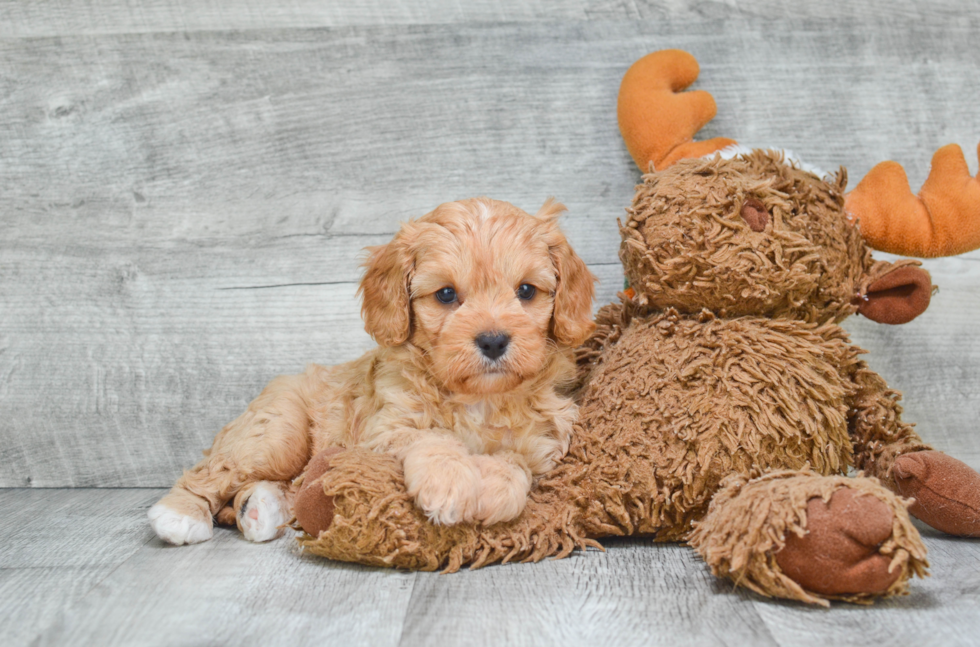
[2,2,980,645]
[2,1,979,488]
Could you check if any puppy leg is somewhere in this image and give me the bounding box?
[473,452,532,525]
[401,435,481,525]
[149,372,314,545]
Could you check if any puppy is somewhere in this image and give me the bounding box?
[148,197,596,545]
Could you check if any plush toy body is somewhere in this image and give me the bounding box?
[293,50,980,605]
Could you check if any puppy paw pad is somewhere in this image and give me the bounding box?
[238,482,288,542]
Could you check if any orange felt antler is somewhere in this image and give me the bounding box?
[845,143,980,257]
[617,50,736,172]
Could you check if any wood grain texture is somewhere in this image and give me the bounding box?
[0,489,160,646]
[3,0,979,37]
[7,489,980,647]
[26,488,418,647]
[752,522,980,647]
[2,15,980,486]
[399,539,779,647]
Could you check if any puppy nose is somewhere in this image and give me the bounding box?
[475,332,510,360]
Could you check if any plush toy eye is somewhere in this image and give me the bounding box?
[516,284,536,300]
[435,287,457,304]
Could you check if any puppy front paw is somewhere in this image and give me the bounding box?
[403,440,481,525]
[474,453,532,526]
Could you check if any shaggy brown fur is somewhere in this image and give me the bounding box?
[690,470,927,605]
[297,151,944,605]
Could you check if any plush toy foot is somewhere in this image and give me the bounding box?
[292,447,344,538]
[235,481,290,542]
[893,451,980,537]
[690,470,928,605]
[774,489,902,595]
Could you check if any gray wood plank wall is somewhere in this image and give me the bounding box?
[2,4,979,486]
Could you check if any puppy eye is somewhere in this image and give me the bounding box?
[435,286,457,304]
[516,284,536,300]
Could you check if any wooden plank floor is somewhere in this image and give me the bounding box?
[3,488,979,647]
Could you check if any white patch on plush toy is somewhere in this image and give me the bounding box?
[713,143,830,179]
[238,481,289,542]
[148,503,213,545]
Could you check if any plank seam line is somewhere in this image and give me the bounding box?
[748,589,798,647]
[395,572,419,647]
[218,281,353,290]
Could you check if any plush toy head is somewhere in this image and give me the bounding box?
[621,152,932,325]
[617,49,980,325]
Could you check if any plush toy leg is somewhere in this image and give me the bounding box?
[689,470,928,606]
[293,447,594,571]
[893,451,980,537]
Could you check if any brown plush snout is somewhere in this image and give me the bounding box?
[740,198,769,232]
[857,266,932,325]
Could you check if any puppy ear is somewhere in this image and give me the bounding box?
[535,196,567,222]
[358,230,414,347]
[548,227,597,348]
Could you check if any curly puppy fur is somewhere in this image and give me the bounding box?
[148,197,596,543]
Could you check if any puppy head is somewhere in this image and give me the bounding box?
[359,197,596,395]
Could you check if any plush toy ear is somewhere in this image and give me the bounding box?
[358,229,414,346]
[538,200,597,347]
[857,263,932,325]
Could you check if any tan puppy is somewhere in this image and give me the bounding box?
[149,198,596,545]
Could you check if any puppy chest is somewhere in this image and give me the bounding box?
[456,401,518,451]
[451,400,563,468]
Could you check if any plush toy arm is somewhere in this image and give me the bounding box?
[848,363,980,536]
[294,447,597,571]
[574,300,631,389]
[847,362,930,488]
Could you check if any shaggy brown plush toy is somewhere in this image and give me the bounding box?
[292,50,980,605]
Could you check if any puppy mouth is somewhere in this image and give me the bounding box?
[476,357,518,381]
[465,362,521,393]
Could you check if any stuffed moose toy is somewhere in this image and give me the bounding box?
[290,50,980,605]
